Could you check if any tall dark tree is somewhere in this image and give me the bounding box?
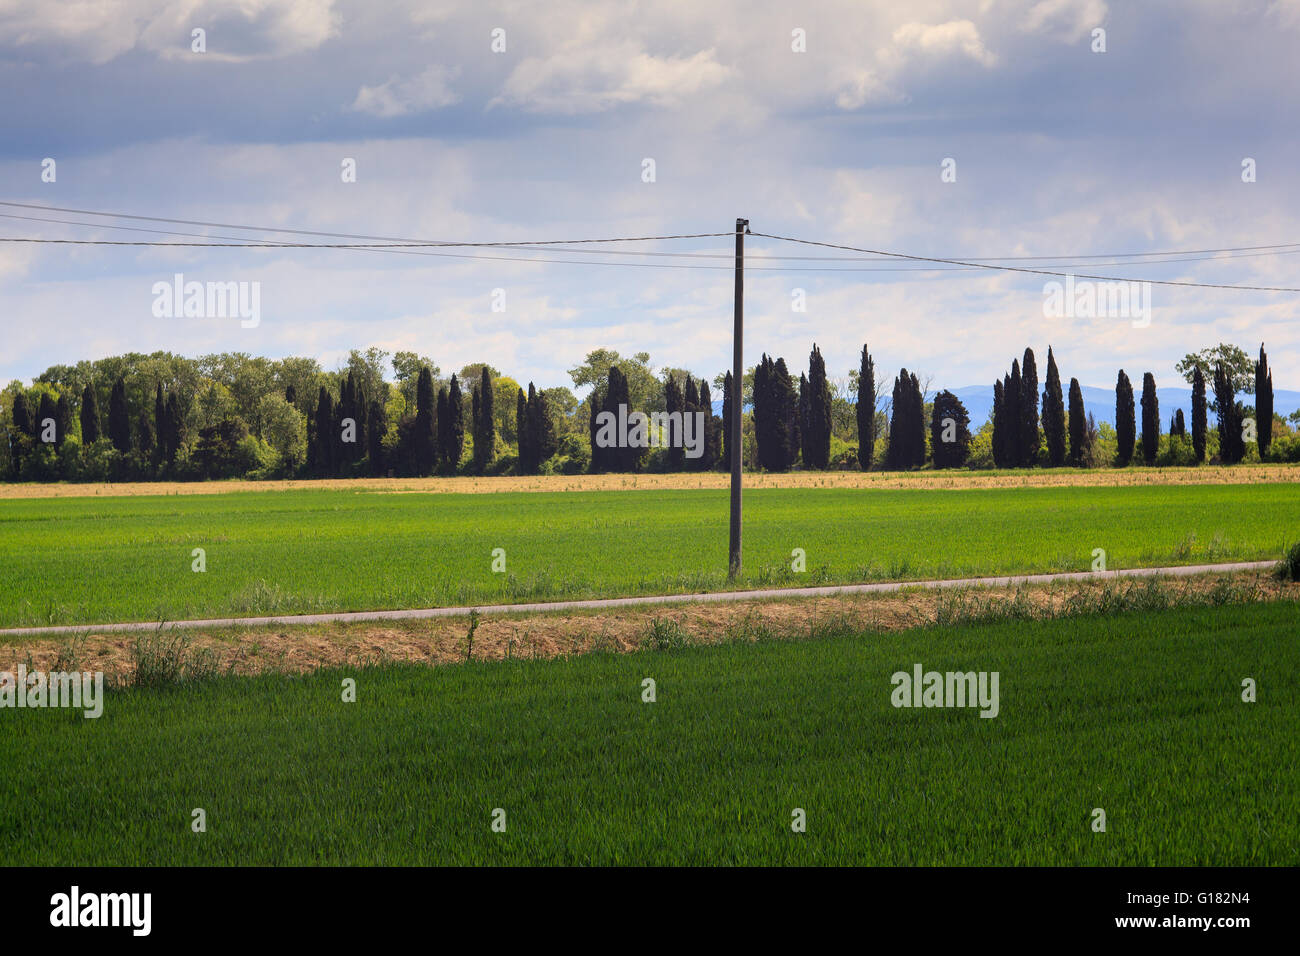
[526,382,557,469]
[163,393,182,464]
[775,357,799,471]
[12,392,32,438]
[1140,372,1160,465]
[1255,343,1273,458]
[314,387,334,475]
[517,388,532,470]
[1213,362,1244,464]
[154,383,166,460]
[1115,370,1136,466]
[805,343,832,469]
[886,369,924,469]
[929,390,970,469]
[697,378,718,470]
[1019,348,1040,466]
[80,384,101,445]
[108,377,131,452]
[721,370,734,472]
[1191,365,1207,463]
[56,394,73,449]
[665,373,685,471]
[1006,361,1022,467]
[856,344,876,470]
[1041,347,1066,467]
[367,400,387,475]
[797,373,812,468]
[446,374,465,472]
[1171,409,1186,438]
[1067,377,1085,467]
[602,366,638,472]
[588,385,605,473]
[135,409,154,457]
[37,393,57,446]
[472,366,495,472]
[414,369,436,476]
[992,379,1007,468]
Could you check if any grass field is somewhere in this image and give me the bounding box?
[2,601,1294,865]
[1,482,1297,627]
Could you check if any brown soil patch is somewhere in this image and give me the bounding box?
[0,464,1296,500]
[3,571,1291,683]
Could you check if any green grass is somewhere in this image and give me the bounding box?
[1,601,1294,865]
[1,483,1297,626]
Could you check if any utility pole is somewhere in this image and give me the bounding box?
[729,218,748,578]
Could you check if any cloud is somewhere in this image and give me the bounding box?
[0,0,340,65]
[349,65,460,117]
[1018,0,1109,42]
[892,19,999,67]
[493,43,732,113]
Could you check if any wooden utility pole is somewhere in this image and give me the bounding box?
[729,218,748,578]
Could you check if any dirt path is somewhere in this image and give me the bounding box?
[0,560,1277,639]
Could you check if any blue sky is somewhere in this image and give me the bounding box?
[2,0,1298,396]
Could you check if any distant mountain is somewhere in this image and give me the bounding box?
[949,385,1300,429]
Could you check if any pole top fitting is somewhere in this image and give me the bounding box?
[736,218,750,233]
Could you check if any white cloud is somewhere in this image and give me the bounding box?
[892,19,999,67]
[0,0,340,64]
[494,43,732,114]
[349,65,460,117]
[1019,0,1109,42]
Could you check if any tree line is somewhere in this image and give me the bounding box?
[2,341,1294,482]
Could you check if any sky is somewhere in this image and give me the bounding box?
[2,0,1298,396]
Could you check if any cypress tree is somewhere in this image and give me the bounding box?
[886,369,923,470]
[930,390,970,469]
[856,344,875,470]
[413,369,435,476]
[164,393,182,464]
[752,357,771,470]
[722,371,734,471]
[80,384,101,445]
[1140,372,1160,465]
[1214,362,1244,464]
[154,383,165,459]
[527,382,557,468]
[1019,348,1040,466]
[797,373,811,468]
[1115,370,1135,466]
[1256,343,1273,458]
[774,357,799,471]
[697,378,717,470]
[992,380,1006,468]
[447,374,465,472]
[1008,363,1022,466]
[368,400,387,475]
[109,377,131,452]
[1171,409,1186,437]
[665,374,684,470]
[517,388,532,471]
[1191,365,1207,463]
[56,394,72,448]
[136,409,154,456]
[1042,347,1065,467]
[806,344,832,469]
[473,366,494,472]
[1067,377,1085,467]
[315,387,334,475]
[12,392,32,437]
[37,393,57,446]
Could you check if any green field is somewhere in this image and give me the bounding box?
[2,601,1294,865]
[1,483,1297,626]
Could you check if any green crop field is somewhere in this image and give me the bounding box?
[1,601,1294,865]
[1,483,1297,626]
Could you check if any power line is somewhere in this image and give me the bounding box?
[751,232,1300,293]
[7,213,1300,274]
[6,199,1300,263]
